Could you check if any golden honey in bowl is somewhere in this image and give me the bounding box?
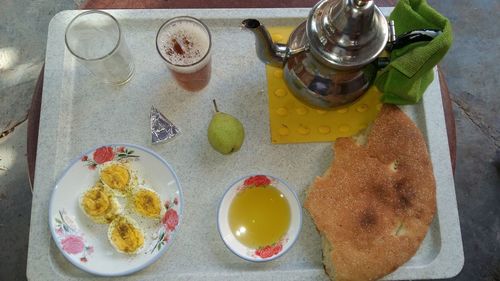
[228,185,290,248]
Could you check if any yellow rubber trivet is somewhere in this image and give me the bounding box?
[266,27,383,144]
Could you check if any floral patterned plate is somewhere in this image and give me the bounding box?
[217,174,302,262]
[49,144,183,276]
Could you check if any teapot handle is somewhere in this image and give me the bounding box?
[386,29,442,51]
[375,26,442,69]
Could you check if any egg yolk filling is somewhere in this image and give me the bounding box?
[82,187,112,217]
[101,165,130,190]
[111,218,144,253]
[133,190,161,217]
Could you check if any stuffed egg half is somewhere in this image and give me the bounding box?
[99,161,137,197]
[108,215,145,254]
[80,183,121,224]
[130,187,164,219]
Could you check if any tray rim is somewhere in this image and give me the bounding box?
[27,8,464,281]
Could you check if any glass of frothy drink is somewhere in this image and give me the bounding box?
[156,16,212,92]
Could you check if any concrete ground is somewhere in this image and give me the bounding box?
[0,0,498,280]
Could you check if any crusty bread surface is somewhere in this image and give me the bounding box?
[305,105,437,281]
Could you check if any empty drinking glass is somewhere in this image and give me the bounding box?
[65,10,134,85]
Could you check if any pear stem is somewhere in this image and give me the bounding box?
[212,99,219,113]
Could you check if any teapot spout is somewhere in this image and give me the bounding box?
[241,19,288,67]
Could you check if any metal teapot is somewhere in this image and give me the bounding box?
[242,0,440,109]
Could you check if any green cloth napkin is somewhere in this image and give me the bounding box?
[374,0,453,104]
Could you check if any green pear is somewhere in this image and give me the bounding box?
[207,100,245,155]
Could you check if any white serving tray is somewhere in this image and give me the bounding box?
[27,8,463,281]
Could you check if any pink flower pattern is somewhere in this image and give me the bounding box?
[54,210,93,262]
[61,235,85,254]
[238,175,275,193]
[93,146,115,164]
[80,146,139,170]
[149,197,180,254]
[244,175,271,187]
[255,241,284,259]
[162,209,179,231]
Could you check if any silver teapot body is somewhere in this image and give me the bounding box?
[283,22,378,108]
[242,0,388,109]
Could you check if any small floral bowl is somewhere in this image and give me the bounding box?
[217,174,302,262]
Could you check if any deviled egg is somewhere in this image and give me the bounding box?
[108,215,145,254]
[80,183,121,224]
[130,187,164,219]
[99,161,137,196]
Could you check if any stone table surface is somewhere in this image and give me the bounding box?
[0,0,498,280]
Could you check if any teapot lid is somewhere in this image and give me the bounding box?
[306,0,388,70]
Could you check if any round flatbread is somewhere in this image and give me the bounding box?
[305,105,436,281]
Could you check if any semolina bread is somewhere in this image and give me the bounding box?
[305,105,436,281]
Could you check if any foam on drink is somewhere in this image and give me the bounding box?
[157,19,210,73]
